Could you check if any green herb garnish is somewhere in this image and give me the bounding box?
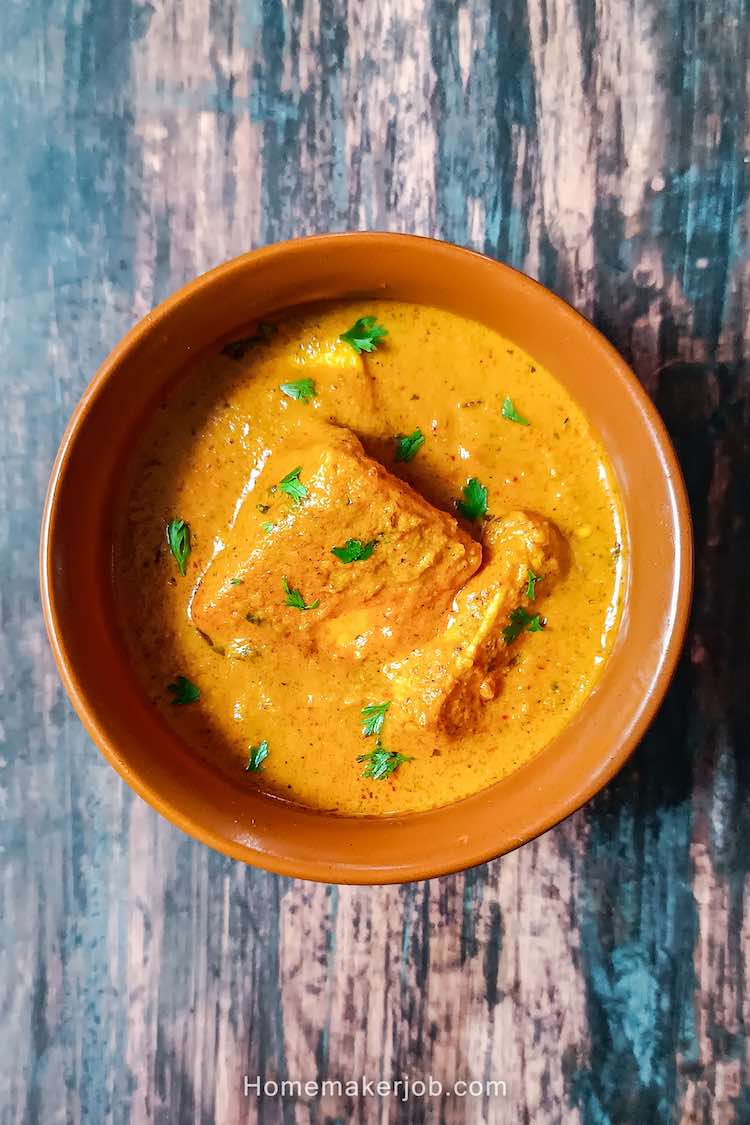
[501,396,529,425]
[357,742,412,780]
[279,466,307,505]
[361,701,390,738]
[261,522,275,534]
[340,316,388,354]
[331,538,377,564]
[230,577,243,586]
[245,739,269,771]
[166,518,191,576]
[279,377,316,403]
[394,428,425,463]
[502,607,545,645]
[526,570,541,600]
[456,478,488,521]
[167,676,200,705]
[282,576,319,611]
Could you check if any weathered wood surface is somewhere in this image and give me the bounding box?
[1,0,748,1121]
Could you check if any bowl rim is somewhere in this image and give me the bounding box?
[39,232,693,883]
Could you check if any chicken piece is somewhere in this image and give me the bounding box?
[382,512,566,731]
[190,423,482,659]
[280,332,379,434]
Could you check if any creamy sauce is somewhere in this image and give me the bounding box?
[114,301,625,815]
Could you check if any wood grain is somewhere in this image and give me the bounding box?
[0,0,748,1122]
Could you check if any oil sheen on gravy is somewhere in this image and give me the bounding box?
[114,301,625,815]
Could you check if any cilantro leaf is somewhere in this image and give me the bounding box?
[261,522,275,534]
[279,466,307,505]
[245,739,269,772]
[340,316,388,354]
[357,742,413,780]
[279,377,316,403]
[360,701,390,738]
[526,569,541,600]
[230,577,243,586]
[501,396,529,425]
[282,576,319,611]
[167,675,200,705]
[394,427,425,463]
[166,518,191,576]
[331,538,377,564]
[456,477,488,521]
[502,607,546,645]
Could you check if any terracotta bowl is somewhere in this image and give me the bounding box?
[40,234,692,883]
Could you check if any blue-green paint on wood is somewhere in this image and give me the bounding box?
[1,0,749,1120]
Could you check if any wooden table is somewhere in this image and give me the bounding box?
[2,2,748,1121]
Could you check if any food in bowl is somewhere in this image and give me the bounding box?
[113,299,625,815]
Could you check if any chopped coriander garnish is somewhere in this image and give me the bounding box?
[340,316,388,354]
[279,466,307,505]
[230,577,243,586]
[357,742,412,780]
[526,569,541,600]
[502,607,545,645]
[261,522,275,534]
[501,396,529,425]
[167,676,200,705]
[166,518,191,576]
[245,739,269,771]
[331,538,377,564]
[394,427,425,463]
[361,701,390,738]
[456,477,488,521]
[279,377,316,403]
[282,576,319,611]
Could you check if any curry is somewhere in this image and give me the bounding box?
[114,300,625,815]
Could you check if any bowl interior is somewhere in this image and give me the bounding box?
[41,234,692,883]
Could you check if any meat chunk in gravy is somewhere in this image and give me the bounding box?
[382,512,567,731]
[190,424,482,659]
